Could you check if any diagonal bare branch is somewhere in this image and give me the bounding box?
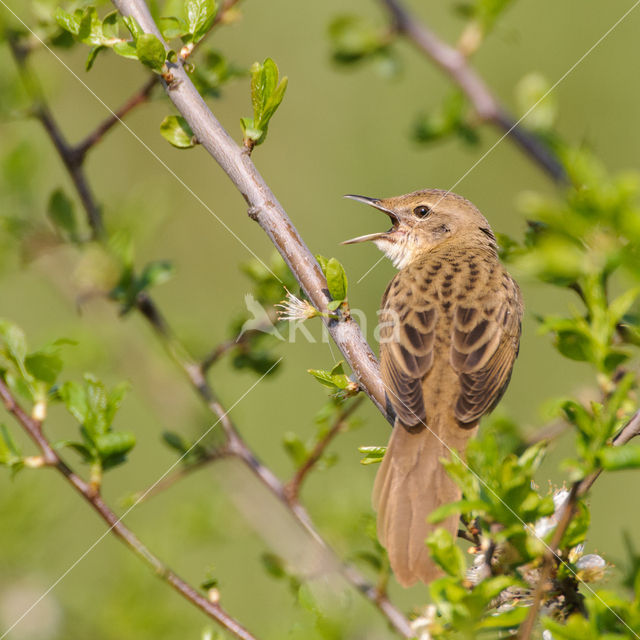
[379,0,567,183]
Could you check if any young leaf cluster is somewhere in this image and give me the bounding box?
[316,255,348,311]
[56,374,134,473]
[240,58,288,149]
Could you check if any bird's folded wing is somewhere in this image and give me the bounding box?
[451,297,522,424]
[380,291,437,426]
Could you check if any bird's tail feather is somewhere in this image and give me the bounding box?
[373,417,476,586]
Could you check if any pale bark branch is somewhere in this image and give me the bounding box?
[9,19,412,636]
[112,0,389,421]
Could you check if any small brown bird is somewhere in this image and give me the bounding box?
[344,189,523,586]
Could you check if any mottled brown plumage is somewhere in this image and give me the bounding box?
[344,189,523,586]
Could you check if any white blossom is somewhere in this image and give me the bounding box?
[276,290,319,321]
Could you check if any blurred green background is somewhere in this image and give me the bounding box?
[0,0,639,638]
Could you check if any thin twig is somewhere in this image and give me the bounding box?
[577,408,640,497]
[0,379,258,640]
[379,0,567,183]
[72,75,158,163]
[517,484,579,640]
[134,292,414,637]
[132,446,231,504]
[284,395,365,503]
[8,36,105,238]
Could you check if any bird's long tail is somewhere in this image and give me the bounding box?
[373,417,477,586]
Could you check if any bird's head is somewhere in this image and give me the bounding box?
[342,189,497,269]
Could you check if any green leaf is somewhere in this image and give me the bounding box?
[54,8,80,35]
[0,319,27,369]
[55,439,94,463]
[185,0,217,43]
[57,380,89,424]
[101,11,120,39]
[94,431,136,460]
[113,41,138,60]
[597,444,640,470]
[307,366,351,390]
[85,45,107,71]
[136,33,166,71]
[328,15,388,64]
[24,351,63,385]
[324,258,348,302]
[261,552,286,579]
[0,424,22,473]
[160,115,196,148]
[426,527,466,577]
[428,499,486,523]
[282,432,308,466]
[123,15,144,40]
[159,16,189,40]
[358,445,386,465]
[162,430,191,454]
[139,260,175,289]
[515,73,557,132]
[242,58,287,147]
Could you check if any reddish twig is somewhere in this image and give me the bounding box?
[0,379,258,640]
[72,75,158,164]
[284,396,365,503]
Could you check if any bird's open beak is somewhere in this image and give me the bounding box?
[341,195,400,245]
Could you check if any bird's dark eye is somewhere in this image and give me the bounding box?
[413,205,432,218]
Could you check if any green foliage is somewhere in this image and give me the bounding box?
[135,32,167,72]
[0,424,23,476]
[220,253,296,376]
[160,115,196,148]
[0,318,71,405]
[162,430,209,466]
[414,92,479,146]
[184,0,217,45]
[327,15,397,76]
[47,187,80,242]
[515,72,557,132]
[357,445,386,465]
[188,50,245,98]
[307,361,354,394]
[426,528,466,578]
[54,6,147,70]
[240,57,288,148]
[282,396,361,472]
[108,229,175,313]
[316,255,348,310]
[455,0,516,35]
[561,371,636,480]
[56,374,134,471]
[543,586,640,639]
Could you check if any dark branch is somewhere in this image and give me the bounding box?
[379,0,567,183]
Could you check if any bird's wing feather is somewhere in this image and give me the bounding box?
[451,284,522,423]
[380,279,437,426]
